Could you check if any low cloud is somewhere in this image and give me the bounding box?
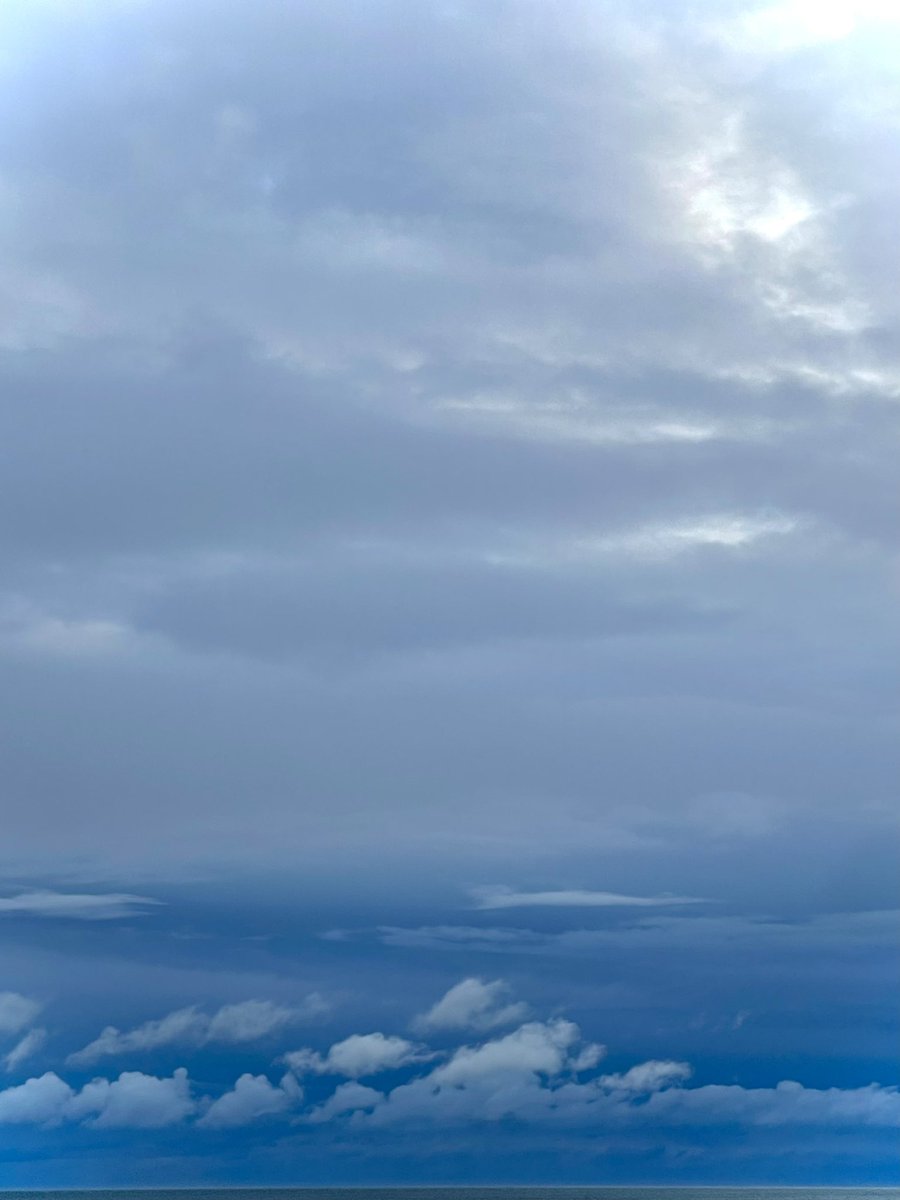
[599,1060,692,1093]
[412,978,530,1034]
[347,1019,898,1132]
[4,1028,48,1072]
[1,980,898,1136]
[284,1032,431,1079]
[206,999,324,1044]
[67,997,326,1067]
[67,1007,206,1067]
[0,993,42,1036]
[0,891,162,920]
[0,1071,74,1125]
[0,1068,194,1128]
[305,1081,384,1124]
[71,1067,195,1128]
[197,1071,300,1129]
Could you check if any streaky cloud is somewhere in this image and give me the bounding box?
[472,885,706,909]
[0,890,162,920]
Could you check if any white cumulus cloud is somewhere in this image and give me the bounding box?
[412,977,530,1034]
[284,1032,430,1079]
[599,1060,692,1093]
[197,1071,300,1129]
[69,1067,195,1128]
[0,1068,194,1128]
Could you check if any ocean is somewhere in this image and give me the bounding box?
[3,1191,898,1200]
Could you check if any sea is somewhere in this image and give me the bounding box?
[3,1191,898,1200]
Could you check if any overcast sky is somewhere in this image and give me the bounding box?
[0,0,898,1187]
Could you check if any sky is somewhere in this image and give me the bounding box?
[0,0,898,1187]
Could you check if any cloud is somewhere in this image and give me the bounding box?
[362,1017,591,1127]
[0,992,42,1035]
[0,0,896,907]
[305,1015,900,1133]
[305,1080,384,1123]
[434,1019,581,1085]
[377,924,543,950]
[0,891,161,920]
[637,1077,900,1129]
[1,613,136,658]
[67,997,324,1066]
[0,0,898,1177]
[599,1060,693,1094]
[0,1071,74,1126]
[0,1068,194,1128]
[206,999,321,1044]
[0,1004,897,1139]
[284,1032,430,1079]
[412,978,530,1034]
[197,1072,300,1129]
[67,1007,207,1067]
[471,886,705,910]
[4,1027,47,1072]
[70,1067,195,1129]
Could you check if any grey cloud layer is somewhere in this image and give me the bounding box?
[0,0,896,1021]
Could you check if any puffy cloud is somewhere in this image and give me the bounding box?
[571,1042,607,1072]
[197,1072,300,1129]
[4,1027,48,1072]
[0,1009,898,1139]
[285,1032,429,1079]
[412,978,529,1034]
[433,1019,580,1087]
[362,1018,586,1126]
[0,1068,194,1128]
[302,1016,900,1133]
[70,1068,195,1129]
[68,996,325,1065]
[0,1072,73,1125]
[0,891,161,920]
[0,992,42,1035]
[599,1060,692,1094]
[306,1081,384,1124]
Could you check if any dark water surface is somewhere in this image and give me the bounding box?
[5,1191,899,1200]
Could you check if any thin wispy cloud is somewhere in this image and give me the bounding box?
[0,993,42,1036]
[471,887,707,910]
[0,891,162,920]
